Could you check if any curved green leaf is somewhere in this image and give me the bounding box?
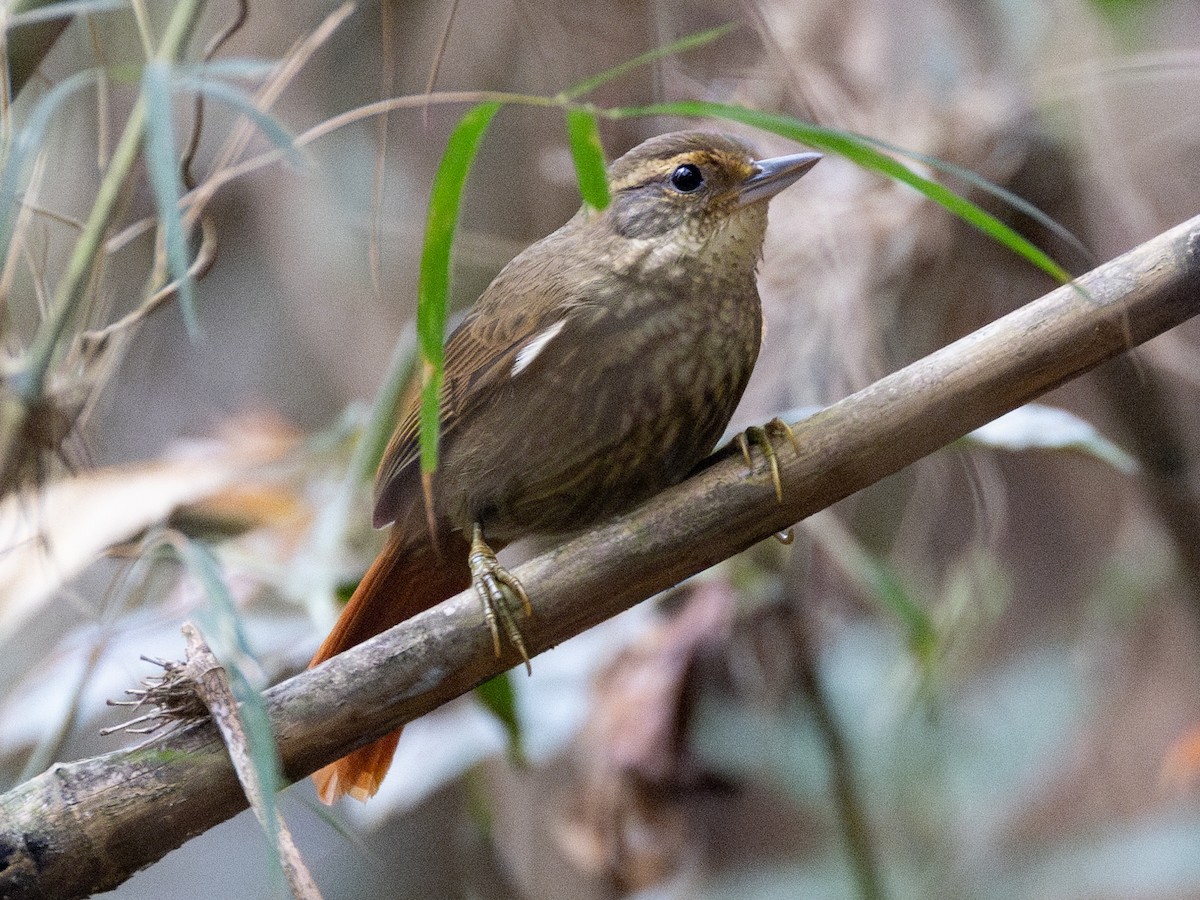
[418,101,502,473]
[607,100,1074,284]
[566,108,609,211]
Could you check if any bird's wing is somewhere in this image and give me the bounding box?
[372,267,582,528]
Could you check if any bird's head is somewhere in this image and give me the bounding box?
[586,131,820,277]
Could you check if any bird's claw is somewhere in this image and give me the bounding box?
[469,523,533,674]
[736,417,801,503]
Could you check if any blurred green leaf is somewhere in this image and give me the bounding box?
[174,536,286,889]
[141,60,197,336]
[176,58,279,81]
[475,672,526,765]
[964,403,1138,473]
[607,100,1074,284]
[853,134,1093,272]
[858,556,938,663]
[562,22,738,100]
[417,101,501,473]
[811,515,939,663]
[565,108,610,211]
[172,73,300,164]
[1088,0,1156,23]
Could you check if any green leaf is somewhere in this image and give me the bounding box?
[562,22,739,100]
[141,60,197,336]
[964,403,1138,473]
[852,134,1093,272]
[606,100,1074,284]
[858,556,939,663]
[565,108,610,211]
[475,672,526,765]
[417,101,502,473]
[813,516,939,663]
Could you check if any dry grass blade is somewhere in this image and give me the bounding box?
[180,623,323,900]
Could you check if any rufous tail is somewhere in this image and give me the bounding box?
[309,529,471,804]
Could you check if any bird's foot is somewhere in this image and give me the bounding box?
[469,523,533,674]
[736,417,801,503]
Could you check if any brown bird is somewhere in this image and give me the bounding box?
[309,131,820,803]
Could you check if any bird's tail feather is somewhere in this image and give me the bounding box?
[309,528,471,804]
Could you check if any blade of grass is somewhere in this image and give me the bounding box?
[854,134,1094,271]
[475,672,526,765]
[417,101,501,474]
[142,60,197,335]
[172,73,300,164]
[809,514,938,664]
[565,107,609,211]
[605,100,1074,284]
[560,22,738,101]
[172,536,286,890]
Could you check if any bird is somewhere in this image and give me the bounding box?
[309,130,821,803]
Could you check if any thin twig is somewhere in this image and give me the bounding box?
[79,216,218,356]
[182,1,356,225]
[180,89,559,212]
[369,0,396,300]
[422,0,459,127]
[181,0,250,190]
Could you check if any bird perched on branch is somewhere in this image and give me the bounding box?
[309,130,820,803]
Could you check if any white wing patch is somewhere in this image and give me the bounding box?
[512,319,567,376]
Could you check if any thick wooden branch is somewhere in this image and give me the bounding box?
[2,215,1198,899]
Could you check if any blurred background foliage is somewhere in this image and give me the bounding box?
[2,0,1200,898]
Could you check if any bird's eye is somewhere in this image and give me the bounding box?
[669,164,705,193]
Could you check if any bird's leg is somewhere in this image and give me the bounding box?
[736,417,802,503]
[469,523,533,674]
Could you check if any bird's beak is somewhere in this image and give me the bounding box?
[738,152,822,206]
